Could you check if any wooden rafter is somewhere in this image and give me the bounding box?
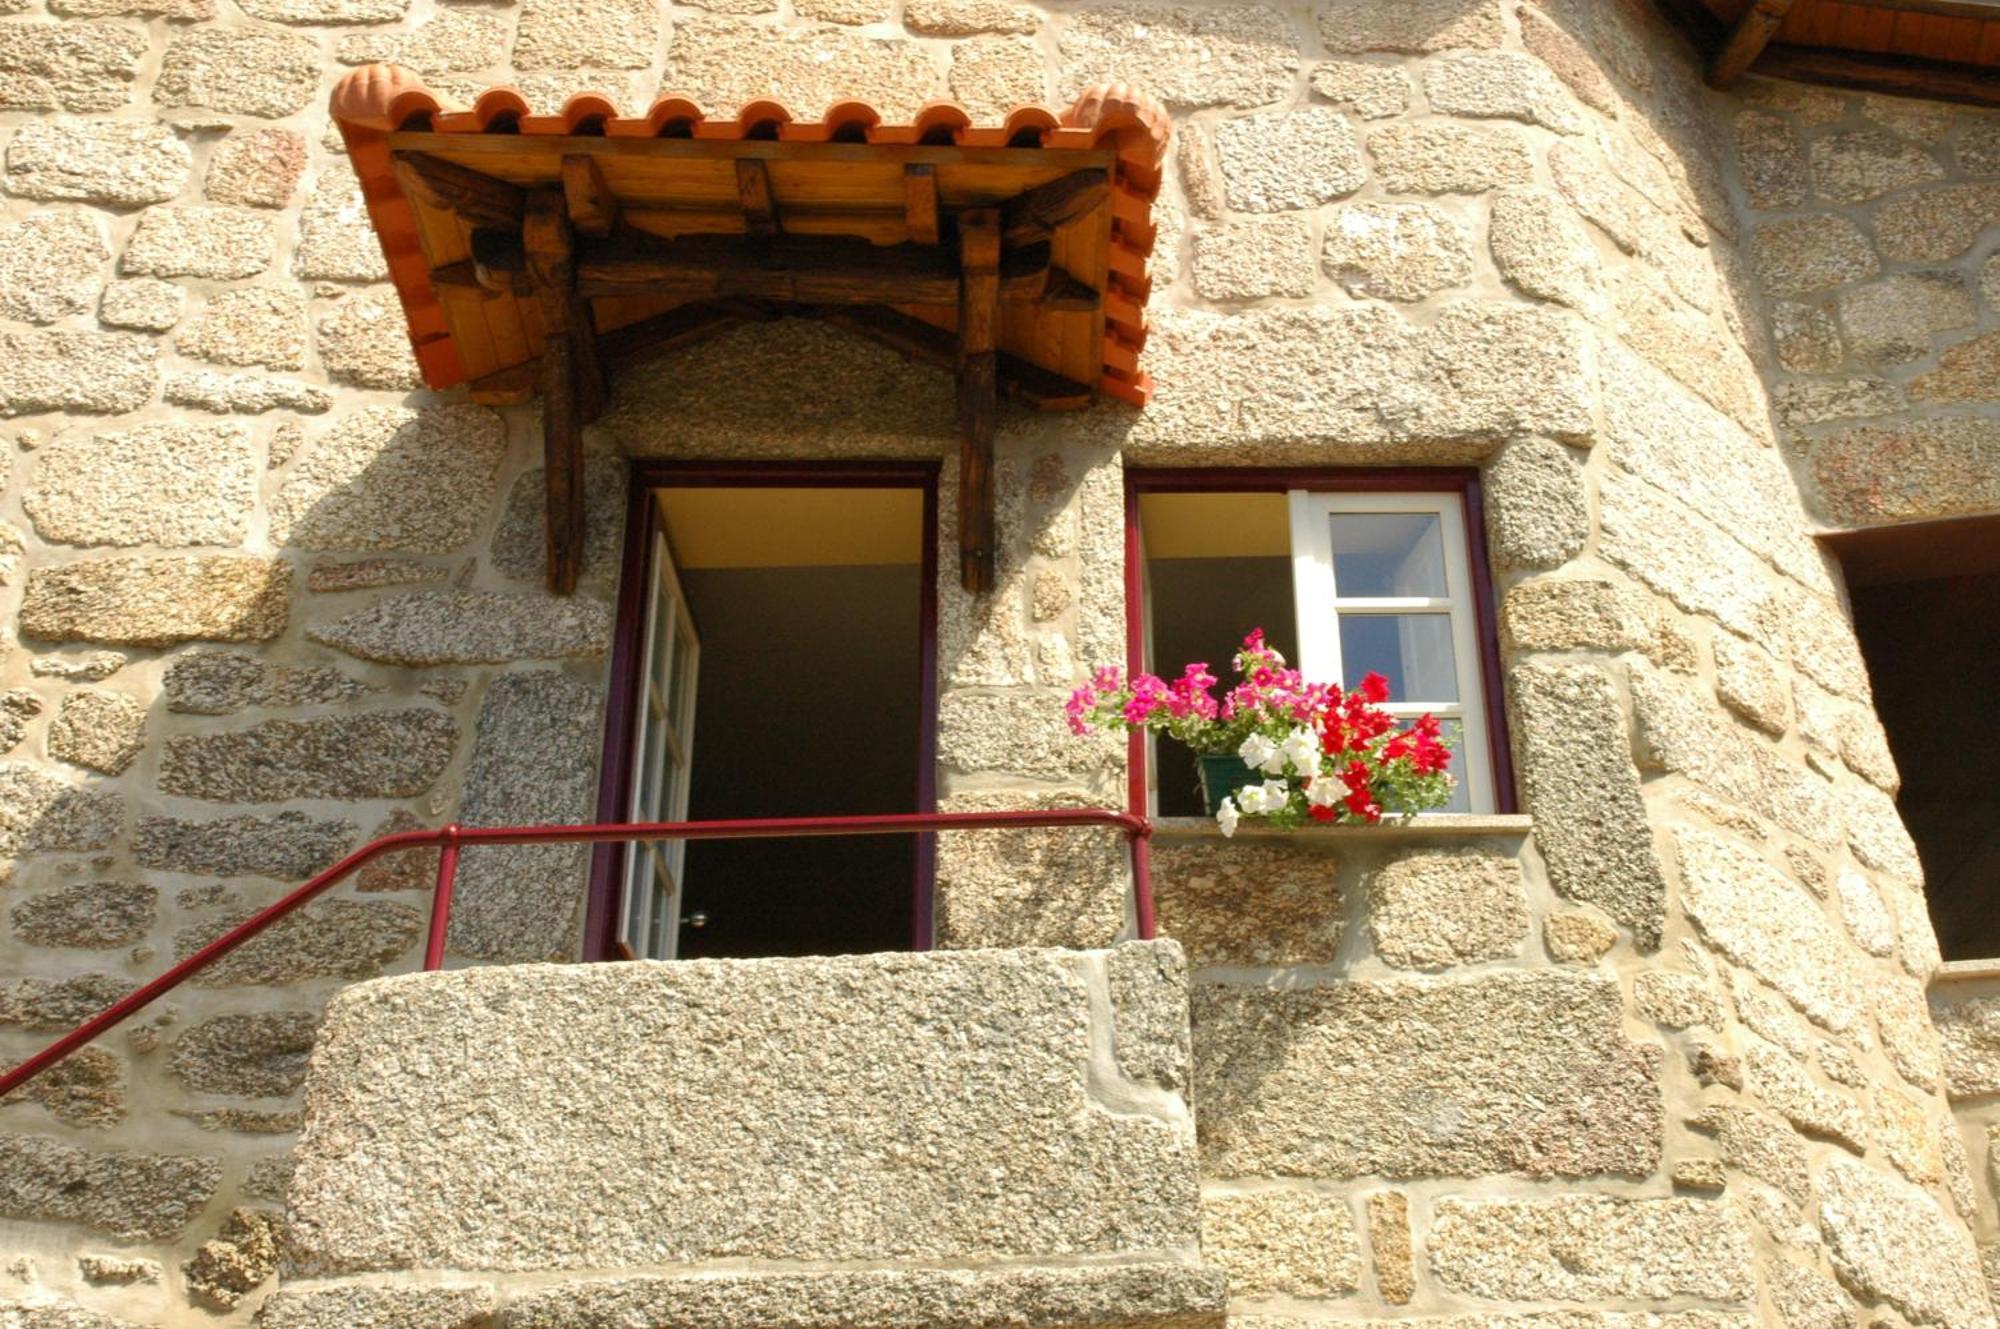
[571,231,1054,306]
[1709,0,1798,86]
[560,154,619,237]
[904,164,940,246]
[825,306,1095,409]
[392,151,523,227]
[956,206,1001,594]
[735,158,779,239]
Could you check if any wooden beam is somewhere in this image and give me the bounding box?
[467,358,539,405]
[390,151,525,228]
[573,231,1053,306]
[957,206,1001,595]
[735,158,778,239]
[522,189,598,596]
[1709,0,1797,87]
[561,154,619,238]
[1000,168,1108,249]
[523,189,606,422]
[598,302,742,365]
[538,332,585,595]
[1755,41,2000,109]
[1038,267,1101,313]
[904,163,940,246]
[826,305,1095,409]
[470,227,529,294]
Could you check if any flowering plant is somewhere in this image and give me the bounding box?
[1065,629,1455,834]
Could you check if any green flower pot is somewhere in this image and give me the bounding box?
[1196,754,1260,815]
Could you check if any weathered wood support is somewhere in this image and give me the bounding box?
[735,158,778,239]
[1000,168,1108,249]
[561,154,619,237]
[391,151,525,228]
[904,164,939,246]
[523,189,602,595]
[1708,0,1796,87]
[827,305,1094,410]
[574,231,1051,305]
[957,206,1001,594]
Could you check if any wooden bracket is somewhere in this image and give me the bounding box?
[956,206,1001,594]
[561,154,619,237]
[904,163,939,246]
[391,151,524,228]
[523,189,602,595]
[1708,0,1796,87]
[735,158,779,239]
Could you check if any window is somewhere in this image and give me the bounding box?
[1131,473,1508,819]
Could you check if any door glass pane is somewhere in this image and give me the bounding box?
[1330,513,1447,598]
[669,620,695,732]
[645,875,670,958]
[650,584,678,698]
[636,702,666,818]
[623,848,650,943]
[1338,613,1459,702]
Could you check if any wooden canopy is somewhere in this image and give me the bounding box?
[1654,0,2000,99]
[330,65,1169,595]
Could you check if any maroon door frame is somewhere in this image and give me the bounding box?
[583,459,943,962]
[1122,466,1519,818]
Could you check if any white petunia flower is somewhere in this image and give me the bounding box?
[1258,778,1291,807]
[1216,797,1240,837]
[1234,783,1269,814]
[1305,773,1350,808]
[1280,726,1320,776]
[1238,732,1281,774]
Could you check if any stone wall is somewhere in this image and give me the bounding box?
[1729,79,2000,529]
[1933,971,2000,1311]
[0,0,1993,1325]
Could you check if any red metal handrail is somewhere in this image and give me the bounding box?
[0,809,1153,1099]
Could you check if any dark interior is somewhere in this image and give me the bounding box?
[1146,556,1299,818]
[675,563,922,958]
[1836,516,2000,962]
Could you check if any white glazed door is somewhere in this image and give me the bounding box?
[621,527,701,959]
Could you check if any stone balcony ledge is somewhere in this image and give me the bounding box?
[276,942,1222,1328]
[263,1264,1227,1329]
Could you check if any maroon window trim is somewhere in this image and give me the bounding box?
[1122,466,1519,817]
[583,459,944,962]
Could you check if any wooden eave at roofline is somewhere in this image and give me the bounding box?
[1652,0,2000,101]
[329,65,1170,596]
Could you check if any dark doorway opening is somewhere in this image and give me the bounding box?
[589,469,938,963]
[1833,515,2000,962]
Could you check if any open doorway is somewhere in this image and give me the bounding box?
[591,467,936,962]
[1829,514,2000,963]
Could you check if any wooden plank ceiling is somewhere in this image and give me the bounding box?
[330,66,1170,596]
[1658,0,2000,98]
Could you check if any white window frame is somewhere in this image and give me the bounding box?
[1286,489,1495,815]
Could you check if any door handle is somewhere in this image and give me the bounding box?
[681,911,709,929]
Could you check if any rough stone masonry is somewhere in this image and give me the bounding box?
[0,0,1995,1326]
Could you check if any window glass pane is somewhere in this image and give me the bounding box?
[1331,513,1447,598]
[1434,718,1471,813]
[1337,613,1459,702]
